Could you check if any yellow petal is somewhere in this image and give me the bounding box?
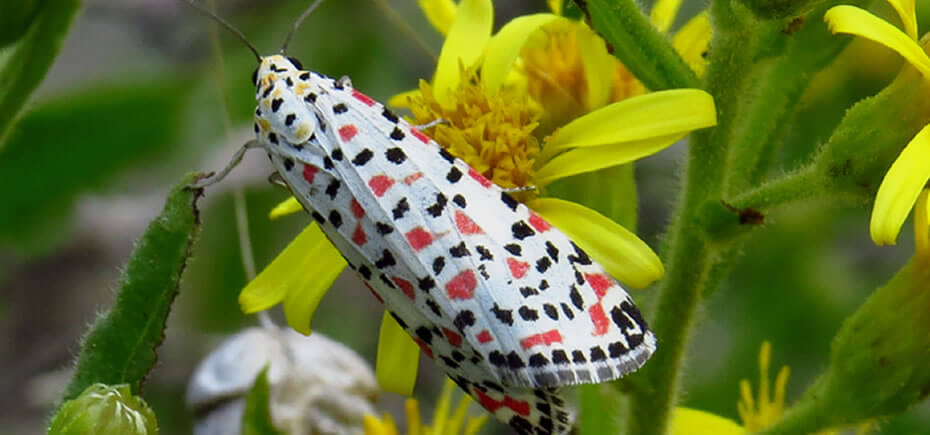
[239,223,344,318]
[673,11,712,77]
[528,198,664,288]
[547,0,562,15]
[651,0,684,34]
[670,407,745,435]
[280,224,346,334]
[363,413,399,435]
[269,196,304,219]
[576,22,615,111]
[915,189,929,258]
[405,399,423,435]
[418,0,458,36]
[535,133,684,186]
[544,89,716,151]
[387,89,422,109]
[464,415,489,435]
[445,389,474,435]
[376,311,421,396]
[432,378,455,434]
[825,5,930,78]
[870,124,930,245]
[885,0,918,40]
[482,14,562,95]
[433,0,493,104]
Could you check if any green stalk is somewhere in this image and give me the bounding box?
[579,0,700,91]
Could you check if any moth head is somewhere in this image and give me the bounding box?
[254,55,304,88]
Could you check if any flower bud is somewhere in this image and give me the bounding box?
[187,327,379,435]
[49,383,157,435]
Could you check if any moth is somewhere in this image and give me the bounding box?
[188,1,656,433]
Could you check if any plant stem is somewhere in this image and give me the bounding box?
[579,0,700,91]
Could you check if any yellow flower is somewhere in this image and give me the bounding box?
[669,342,874,434]
[363,378,488,435]
[824,0,930,248]
[737,341,790,431]
[394,0,716,289]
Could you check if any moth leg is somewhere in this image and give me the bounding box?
[502,185,537,194]
[414,118,448,130]
[335,75,353,88]
[267,171,289,189]
[191,140,262,188]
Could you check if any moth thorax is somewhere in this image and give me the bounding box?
[256,77,317,145]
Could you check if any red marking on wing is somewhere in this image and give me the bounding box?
[507,258,530,279]
[473,389,531,417]
[467,167,493,188]
[528,211,553,233]
[410,127,431,144]
[364,282,383,303]
[352,89,376,106]
[586,273,612,298]
[339,124,358,141]
[414,339,434,359]
[302,165,319,183]
[350,199,365,219]
[589,304,609,336]
[403,172,424,185]
[392,276,415,299]
[519,329,564,350]
[454,210,483,235]
[352,224,367,246]
[405,227,434,251]
[368,175,395,197]
[476,330,494,343]
[442,327,463,347]
[445,270,477,300]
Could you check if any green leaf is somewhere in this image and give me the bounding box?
[0,80,193,253]
[242,366,284,435]
[60,174,203,403]
[0,0,81,144]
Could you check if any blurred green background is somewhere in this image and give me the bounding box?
[2,0,930,433]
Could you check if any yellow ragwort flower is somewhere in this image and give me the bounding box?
[825,0,930,248]
[363,378,488,435]
[670,342,873,434]
[395,0,716,290]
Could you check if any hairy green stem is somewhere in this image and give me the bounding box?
[579,0,700,91]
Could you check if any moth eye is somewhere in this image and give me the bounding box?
[287,56,303,70]
[250,67,259,86]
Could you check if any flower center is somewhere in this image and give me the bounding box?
[407,67,541,194]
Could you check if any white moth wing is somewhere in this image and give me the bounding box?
[303,75,656,389]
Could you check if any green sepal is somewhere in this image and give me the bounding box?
[761,257,930,433]
[813,65,930,202]
[59,174,203,403]
[242,366,284,435]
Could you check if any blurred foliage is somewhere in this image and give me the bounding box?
[0,80,193,253]
[0,0,80,143]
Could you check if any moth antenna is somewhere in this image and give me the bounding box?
[182,0,261,61]
[280,0,326,54]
